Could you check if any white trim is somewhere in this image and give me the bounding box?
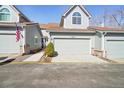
[72,12,82,25]
[0,8,11,22]
[102,34,106,57]
[22,26,26,53]
[82,5,91,18]
[102,34,105,50]
[63,5,74,16]
[89,38,92,54]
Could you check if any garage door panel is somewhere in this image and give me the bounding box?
[0,34,20,53]
[106,40,124,59]
[54,38,90,56]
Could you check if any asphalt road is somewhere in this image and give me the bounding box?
[0,63,124,88]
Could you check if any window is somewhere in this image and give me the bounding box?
[34,36,38,45]
[0,8,10,21]
[72,12,81,24]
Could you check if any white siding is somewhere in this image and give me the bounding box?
[41,30,51,45]
[63,6,89,29]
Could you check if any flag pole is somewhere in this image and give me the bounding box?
[16,22,22,55]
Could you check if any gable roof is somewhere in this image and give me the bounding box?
[60,5,91,27]
[10,5,31,22]
[63,5,91,18]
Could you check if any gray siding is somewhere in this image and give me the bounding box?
[25,25,41,50]
[95,32,102,50]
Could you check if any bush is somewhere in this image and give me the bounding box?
[45,42,57,57]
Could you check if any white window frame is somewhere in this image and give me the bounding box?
[34,36,39,45]
[72,12,81,25]
[0,8,10,21]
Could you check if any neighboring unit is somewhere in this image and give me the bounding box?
[89,27,124,60]
[0,5,42,54]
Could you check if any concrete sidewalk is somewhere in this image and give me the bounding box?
[23,51,44,62]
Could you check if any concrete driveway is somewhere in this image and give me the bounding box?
[0,63,124,88]
[52,54,108,63]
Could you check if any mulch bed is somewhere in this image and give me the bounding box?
[40,55,52,63]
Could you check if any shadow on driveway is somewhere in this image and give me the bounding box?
[0,58,15,66]
[0,57,8,60]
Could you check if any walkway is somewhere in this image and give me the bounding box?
[23,51,44,62]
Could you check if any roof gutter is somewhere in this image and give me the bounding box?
[49,30,96,33]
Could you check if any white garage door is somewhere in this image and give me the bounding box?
[54,38,90,56]
[106,40,124,59]
[0,34,20,53]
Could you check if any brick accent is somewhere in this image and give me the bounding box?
[91,48,103,58]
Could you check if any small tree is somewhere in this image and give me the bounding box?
[45,42,55,57]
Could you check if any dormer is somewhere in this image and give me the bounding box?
[60,5,91,29]
[0,5,30,23]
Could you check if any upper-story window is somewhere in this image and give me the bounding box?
[72,12,81,24]
[0,8,10,21]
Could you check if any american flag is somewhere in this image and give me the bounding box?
[16,23,23,42]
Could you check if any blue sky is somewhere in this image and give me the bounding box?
[16,5,124,24]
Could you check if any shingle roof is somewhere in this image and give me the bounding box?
[40,23,124,32]
[40,23,60,30]
[40,23,95,32]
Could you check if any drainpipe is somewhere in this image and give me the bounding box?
[21,24,26,54]
[102,32,107,58]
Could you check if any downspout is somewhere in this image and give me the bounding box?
[49,31,53,43]
[22,24,26,54]
[102,32,107,58]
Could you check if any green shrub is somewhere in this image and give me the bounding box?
[45,42,57,57]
